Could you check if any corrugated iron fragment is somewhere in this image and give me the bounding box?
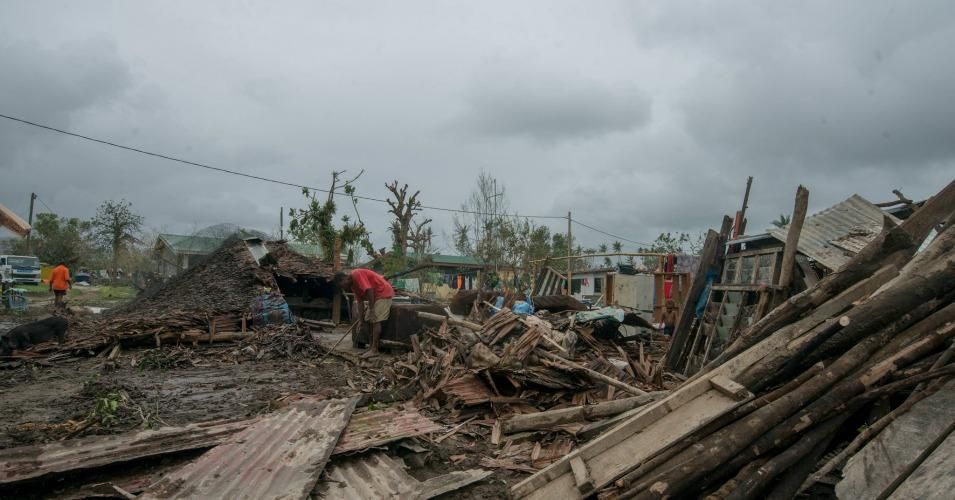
[333,407,442,454]
[315,452,492,500]
[315,452,418,499]
[768,194,899,271]
[443,373,495,406]
[140,397,357,500]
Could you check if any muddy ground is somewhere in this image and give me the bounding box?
[0,317,517,499]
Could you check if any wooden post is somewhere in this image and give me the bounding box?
[567,211,573,296]
[665,229,721,371]
[332,237,342,324]
[778,186,809,289]
[737,176,753,237]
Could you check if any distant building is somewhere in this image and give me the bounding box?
[153,233,322,277]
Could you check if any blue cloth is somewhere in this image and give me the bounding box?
[250,292,293,327]
[511,300,534,315]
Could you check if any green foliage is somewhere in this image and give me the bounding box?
[638,232,693,268]
[287,171,373,264]
[88,392,128,428]
[772,214,792,228]
[12,213,99,267]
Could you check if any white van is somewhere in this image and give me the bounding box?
[0,255,41,284]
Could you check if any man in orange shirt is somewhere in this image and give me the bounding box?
[334,269,394,357]
[49,261,72,309]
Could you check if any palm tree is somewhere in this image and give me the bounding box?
[772,214,791,228]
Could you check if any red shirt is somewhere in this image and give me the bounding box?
[350,268,394,299]
[50,265,71,291]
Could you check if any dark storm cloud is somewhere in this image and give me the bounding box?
[458,65,652,142]
[637,0,955,168]
[0,1,951,252]
[0,38,131,123]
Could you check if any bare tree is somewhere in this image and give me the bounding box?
[452,171,507,268]
[92,199,144,275]
[385,181,432,258]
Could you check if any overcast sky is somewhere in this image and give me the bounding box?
[1,1,952,254]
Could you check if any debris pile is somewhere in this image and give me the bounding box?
[382,304,672,473]
[39,239,332,357]
[511,180,955,499]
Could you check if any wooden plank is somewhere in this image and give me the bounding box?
[778,185,809,288]
[888,428,955,500]
[511,310,796,499]
[709,375,752,401]
[499,392,666,435]
[836,379,955,500]
[415,469,493,499]
[666,229,721,371]
[515,390,739,500]
[570,456,594,494]
[332,238,342,324]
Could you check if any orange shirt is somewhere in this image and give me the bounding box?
[50,265,71,291]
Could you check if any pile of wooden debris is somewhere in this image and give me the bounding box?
[511,180,955,499]
[379,305,673,473]
[33,239,333,358]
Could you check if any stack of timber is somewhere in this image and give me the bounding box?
[511,180,955,499]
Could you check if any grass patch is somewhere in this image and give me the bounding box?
[15,284,49,295]
[98,286,136,301]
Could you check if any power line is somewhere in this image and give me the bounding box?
[36,196,55,214]
[571,218,653,247]
[1,112,653,246]
[0,112,564,219]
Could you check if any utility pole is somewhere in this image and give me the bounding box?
[26,192,36,252]
[736,176,753,238]
[566,211,572,296]
[279,206,284,240]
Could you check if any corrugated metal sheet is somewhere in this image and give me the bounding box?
[333,407,442,454]
[315,452,492,500]
[315,452,418,499]
[443,374,495,406]
[140,397,357,500]
[768,194,898,271]
[0,419,254,486]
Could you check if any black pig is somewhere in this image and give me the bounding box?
[0,316,69,356]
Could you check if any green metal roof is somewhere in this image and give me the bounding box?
[156,234,226,254]
[288,242,323,257]
[428,254,484,267]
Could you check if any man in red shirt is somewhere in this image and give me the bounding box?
[334,269,394,357]
[49,261,72,310]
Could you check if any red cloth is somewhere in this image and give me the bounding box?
[663,280,673,300]
[350,268,394,299]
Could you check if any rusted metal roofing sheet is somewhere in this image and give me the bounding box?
[315,452,418,499]
[316,452,493,500]
[333,407,442,454]
[0,418,254,486]
[768,194,898,271]
[443,373,495,406]
[140,397,357,500]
